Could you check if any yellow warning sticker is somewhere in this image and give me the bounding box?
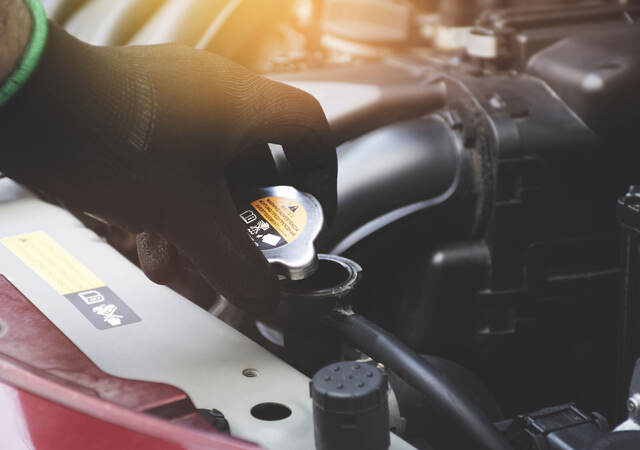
[251,196,307,243]
[1,231,105,295]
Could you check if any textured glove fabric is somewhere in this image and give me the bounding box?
[0,23,337,315]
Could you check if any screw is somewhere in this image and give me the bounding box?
[627,394,640,415]
[625,186,640,205]
[242,368,259,378]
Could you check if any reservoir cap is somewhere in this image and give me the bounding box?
[311,362,390,450]
[237,186,323,280]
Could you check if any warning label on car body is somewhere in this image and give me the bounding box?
[1,231,141,330]
[239,196,307,250]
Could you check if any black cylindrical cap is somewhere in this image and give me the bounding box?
[311,362,390,450]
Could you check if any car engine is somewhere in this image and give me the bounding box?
[2,0,640,449]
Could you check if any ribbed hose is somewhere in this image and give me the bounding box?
[325,309,513,450]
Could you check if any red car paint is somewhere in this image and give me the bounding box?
[0,275,259,450]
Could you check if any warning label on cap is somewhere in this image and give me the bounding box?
[238,196,307,250]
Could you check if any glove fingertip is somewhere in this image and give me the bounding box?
[136,232,178,285]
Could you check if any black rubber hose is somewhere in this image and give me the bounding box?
[330,81,447,146]
[325,309,513,450]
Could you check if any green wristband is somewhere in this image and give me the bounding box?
[0,0,48,107]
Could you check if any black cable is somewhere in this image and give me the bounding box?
[325,309,513,450]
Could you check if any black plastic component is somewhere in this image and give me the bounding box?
[478,3,640,32]
[472,4,640,70]
[197,408,231,434]
[311,362,390,450]
[279,254,363,309]
[616,188,640,419]
[527,24,640,137]
[396,241,490,355]
[497,403,609,450]
[589,431,640,450]
[326,310,513,450]
[274,1,640,428]
[437,55,634,422]
[271,255,363,375]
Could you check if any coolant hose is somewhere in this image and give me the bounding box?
[325,309,513,450]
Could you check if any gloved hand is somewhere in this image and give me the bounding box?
[0,23,337,315]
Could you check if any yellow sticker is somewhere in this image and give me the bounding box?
[1,231,105,295]
[250,196,307,244]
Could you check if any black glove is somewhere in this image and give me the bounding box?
[0,23,337,315]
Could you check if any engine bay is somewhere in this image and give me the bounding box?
[3,0,640,449]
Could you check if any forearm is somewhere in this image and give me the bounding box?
[0,0,47,107]
[0,6,336,313]
[0,0,32,83]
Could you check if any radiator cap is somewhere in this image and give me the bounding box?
[237,186,323,280]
